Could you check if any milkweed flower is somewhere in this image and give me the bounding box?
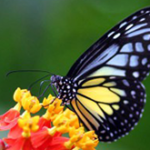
[0,139,6,150]
[0,103,21,130]
[0,88,99,150]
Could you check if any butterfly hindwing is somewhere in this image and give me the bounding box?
[67,7,150,81]
[71,76,146,142]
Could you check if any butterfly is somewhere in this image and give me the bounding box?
[50,7,150,142]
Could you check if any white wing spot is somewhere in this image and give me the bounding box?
[123,100,129,104]
[108,31,115,37]
[147,64,150,68]
[110,133,114,137]
[120,22,127,28]
[136,111,139,115]
[113,33,121,39]
[148,45,150,51]
[121,110,125,114]
[122,79,130,86]
[100,130,106,134]
[127,28,150,38]
[107,54,128,67]
[143,34,150,41]
[120,43,133,53]
[137,85,140,89]
[123,128,127,131]
[132,119,136,122]
[121,122,124,126]
[130,55,139,67]
[146,11,150,13]
[130,107,134,111]
[67,85,71,89]
[114,117,117,120]
[132,16,137,20]
[124,119,128,123]
[125,23,147,34]
[133,71,139,78]
[107,127,110,131]
[126,24,133,30]
[141,10,144,13]
[135,42,144,52]
[129,114,133,118]
[142,58,148,65]
[131,90,136,95]
[139,18,146,22]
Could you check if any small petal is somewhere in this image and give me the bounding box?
[13,87,31,103]
[22,96,42,113]
[0,139,5,150]
[0,104,21,131]
[38,117,51,130]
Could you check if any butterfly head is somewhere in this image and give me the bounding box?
[51,75,78,104]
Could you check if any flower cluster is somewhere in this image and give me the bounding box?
[0,88,99,150]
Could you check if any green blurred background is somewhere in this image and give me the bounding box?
[0,0,150,150]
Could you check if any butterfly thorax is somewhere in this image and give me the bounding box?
[51,75,78,104]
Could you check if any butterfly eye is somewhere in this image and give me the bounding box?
[51,75,57,83]
[51,75,61,83]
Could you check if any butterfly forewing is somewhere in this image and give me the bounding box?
[67,7,150,81]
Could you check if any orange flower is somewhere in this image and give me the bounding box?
[0,139,5,150]
[0,88,99,150]
[4,137,35,150]
[0,103,21,130]
[31,127,72,150]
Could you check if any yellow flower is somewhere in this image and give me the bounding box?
[47,98,64,121]
[65,127,98,150]
[21,96,42,113]
[13,87,31,103]
[11,88,99,150]
[42,94,55,108]
[18,111,40,137]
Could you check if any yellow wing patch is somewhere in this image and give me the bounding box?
[112,105,120,110]
[82,78,105,87]
[88,66,125,77]
[78,87,120,103]
[110,88,126,96]
[76,94,105,119]
[99,103,113,115]
[103,82,116,87]
[76,100,100,130]
[71,99,93,131]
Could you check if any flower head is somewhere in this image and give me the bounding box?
[22,96,42,113]
[0,88,99,150]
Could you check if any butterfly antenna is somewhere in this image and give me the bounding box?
[38,83,51,99]
[28,73,52,90]
[6,69,52,77]
[38,80,50,96]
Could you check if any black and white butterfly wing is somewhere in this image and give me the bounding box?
[67,7,150,81]
[70,76,146,142]
[66,7,150,142]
